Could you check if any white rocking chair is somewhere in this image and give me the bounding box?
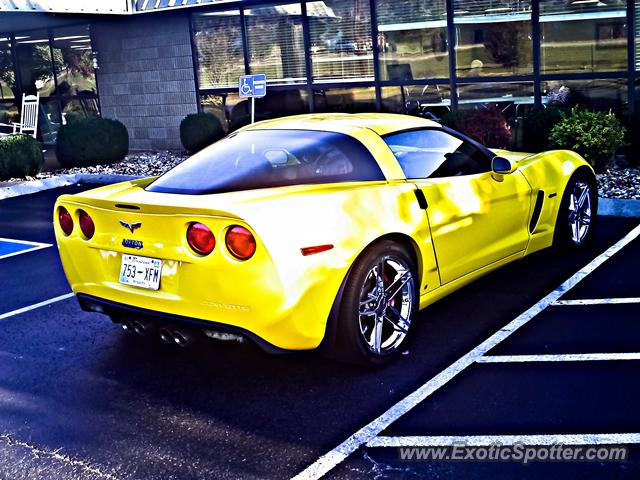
[0,93,40,139]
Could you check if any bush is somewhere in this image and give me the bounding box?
[229,113,271,133]
[522,106,564,152]
[549,107,626,171]
[180,113,224,153]
[0,134,44,180]
[441,108,511,148]
[56,118,128,167]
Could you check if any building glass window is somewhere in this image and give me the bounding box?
[52,25,99,123]
[540,0,628,74]
[15,30,55,96]
[376,0,449,81]
[635,0,640,70]
[246,3,306,85]
[454,0,533,77]
[194,11,245,89]
[381,85,451,120]
[314,86,376,112]
[542,79,628,116]
[457,82,534,148]
[308,0,374,82]
[0,36,15,100]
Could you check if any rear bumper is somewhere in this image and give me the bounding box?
[77,293,289,354]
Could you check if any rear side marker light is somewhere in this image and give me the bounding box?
[187,222,216,255]
[225,226,256,260]
[301,244,334,256]
[78,210,95,239]
[58,206,73,235]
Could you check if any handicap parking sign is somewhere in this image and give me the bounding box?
[239,74,267,98]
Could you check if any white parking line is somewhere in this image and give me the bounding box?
[0,237,52,260]
[553,298,640,306]
[0,293,74,321]
[478,353,640,363]
[366,433,640,448]
[292,222,640,480]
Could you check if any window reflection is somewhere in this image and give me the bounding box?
[51,25,96,96]
[246,3,306,85]
[454,0,532,77]
[0,37,15,100]
[15,30,54,96]
[308,0,374,82]
[540,0,627,74]
[376,0,449,81]
[382,85,451,120]
[194,11,245,89]
[314,87,376,112]
[542,79,627,116]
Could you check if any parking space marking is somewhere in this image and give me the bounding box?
[0,237,51,260]
[553,298,640,306]
[366,434,640,448]
[478,353,640,363]
[0,293,74,321]
[292,222,640,480]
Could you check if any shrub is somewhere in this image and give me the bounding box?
[0,134,44,180]
[229,113,271,133]
[462,108,512,148]
[180,113,224,153]
[441,108,511,148]
[522,106,564,152]
[56,118,128,167]
[549,107,626,171]
[440,110,466,131]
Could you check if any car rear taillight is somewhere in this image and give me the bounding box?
[78,210,95,239]
[225,225,256,260]
[58,206,73,235]
[187,222,215,255]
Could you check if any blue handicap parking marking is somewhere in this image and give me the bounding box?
[0,238,51,259]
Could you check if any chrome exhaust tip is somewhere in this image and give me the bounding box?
[173,329,195,348]
[158,326,174,344]
[132,320,154,337]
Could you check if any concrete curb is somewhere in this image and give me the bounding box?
[599,197,640,218]
[0,174,142,200]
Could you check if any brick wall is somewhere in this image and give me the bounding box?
[92,14,198,151]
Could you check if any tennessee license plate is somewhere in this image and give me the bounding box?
[119,254,162,290]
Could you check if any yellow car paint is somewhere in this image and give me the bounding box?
[54,113,593,351]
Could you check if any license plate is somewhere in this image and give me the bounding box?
[119,254,162,290]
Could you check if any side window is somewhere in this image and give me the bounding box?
[384,129,490,179]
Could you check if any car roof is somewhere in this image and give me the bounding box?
[241,113,442,137]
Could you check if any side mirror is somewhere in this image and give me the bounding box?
[492,156,515,175]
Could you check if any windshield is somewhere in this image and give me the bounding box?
[147,129,385,195]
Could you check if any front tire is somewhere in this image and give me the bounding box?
[554,171,597,248]
[326,241,417,366]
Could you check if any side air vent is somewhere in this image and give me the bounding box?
[529,190,545,233]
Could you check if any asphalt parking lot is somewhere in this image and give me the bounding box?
[0,184,639,480]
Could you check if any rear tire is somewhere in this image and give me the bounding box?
[554,171,597,249]
[325,240,418,367]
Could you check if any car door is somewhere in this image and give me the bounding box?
[384,128,532,284]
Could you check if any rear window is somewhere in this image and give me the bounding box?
[146,129,385,195]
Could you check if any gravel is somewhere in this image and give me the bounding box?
[1,151,639,200]
[597,168,640,200]
[0,151,189,186]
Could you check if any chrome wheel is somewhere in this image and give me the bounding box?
[358,256,414,355]
[568,181,592,245]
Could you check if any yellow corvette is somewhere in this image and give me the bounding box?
[54,113,596,365]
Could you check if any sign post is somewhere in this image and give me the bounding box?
[239,74,267,124]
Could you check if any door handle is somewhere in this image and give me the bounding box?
[414,189,428,209]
